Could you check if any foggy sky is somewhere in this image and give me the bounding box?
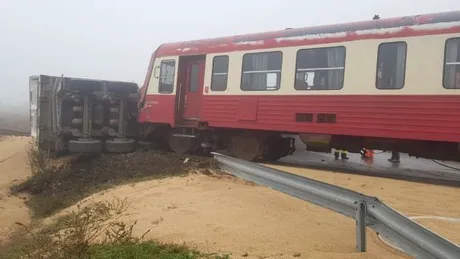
[1,0,460,108]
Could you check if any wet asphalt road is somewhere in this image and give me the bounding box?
[277,136,460,185]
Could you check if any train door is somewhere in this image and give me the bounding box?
[177,56,205,121]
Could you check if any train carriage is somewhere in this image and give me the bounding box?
[137,11,460,162]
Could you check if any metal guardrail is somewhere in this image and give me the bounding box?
[212,152,460,259]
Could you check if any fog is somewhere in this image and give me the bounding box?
[1,0,459,109]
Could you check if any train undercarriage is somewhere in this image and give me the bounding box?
[140,124,460,162]
[140,125,296,162]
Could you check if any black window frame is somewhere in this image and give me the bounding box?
[375,41,408,90]
[158,59,176,94]
[240,51,283,91]
[294,46,346,91]
[442,37,460,89]
[211,55,229,91]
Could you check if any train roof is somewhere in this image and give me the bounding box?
[155,10,460,57]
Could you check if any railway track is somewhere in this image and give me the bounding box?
[0,128,30,137]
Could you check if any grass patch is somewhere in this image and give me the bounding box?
[88,241,228,259]
[11,145,217,218]
[0,198,228,259]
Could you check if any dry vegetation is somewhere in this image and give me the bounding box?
[1,144,228,259]
[1,197,228,259]
[11,146,217,218]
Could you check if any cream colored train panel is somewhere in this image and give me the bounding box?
[203,33,460,95]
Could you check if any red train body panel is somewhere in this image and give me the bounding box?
[138,95,176,126]
[200,95,460,143]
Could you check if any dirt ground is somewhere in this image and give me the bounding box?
[1,137,459,258]
[71,174,408,259]
[0,137,31,243]
[264,164,460,246]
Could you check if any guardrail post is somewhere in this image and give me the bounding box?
[355,200,366,252]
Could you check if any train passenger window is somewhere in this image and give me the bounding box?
[295,47,345,90]
[158,60,176,93]
[189,63,200,92]
[443,38,460,89]
[376,42,407,89]
[241,51,282,91]
[211,56,229,91]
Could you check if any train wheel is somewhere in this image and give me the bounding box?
[144,125,171,151]
[231,134,263,161]
[168,135,196,154]
[262,135,292,162]
[263,152,284,162]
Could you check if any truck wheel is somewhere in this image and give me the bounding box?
[104,138,136,153]
[68,139,102,153]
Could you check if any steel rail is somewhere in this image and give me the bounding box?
[212,152,460,259]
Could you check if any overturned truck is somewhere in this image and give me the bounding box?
[29,75,140,154]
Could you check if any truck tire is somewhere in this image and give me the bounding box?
[104,138,136,153]
[68,139,102,153]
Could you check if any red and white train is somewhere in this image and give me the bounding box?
[137,11,460,162]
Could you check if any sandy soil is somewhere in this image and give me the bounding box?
[73,174,409,259]
[0,137,31,243]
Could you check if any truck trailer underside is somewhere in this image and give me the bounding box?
[30,75,139,154]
